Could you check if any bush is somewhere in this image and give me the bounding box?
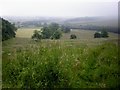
[51,30,62,39]
[94,30,109,38]
[101,30,108,37]
[31,30,42,41]
[94,32,101,38]
[70,34,77,39]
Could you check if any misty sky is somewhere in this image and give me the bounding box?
[0,0,119,17]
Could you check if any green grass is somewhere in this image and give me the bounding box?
[16,27,41,38]
[2,40,120,88]
[2,28,120,88]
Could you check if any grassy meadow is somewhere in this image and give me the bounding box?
[2,28,120,88]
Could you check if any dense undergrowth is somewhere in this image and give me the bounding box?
[2,41,120,88]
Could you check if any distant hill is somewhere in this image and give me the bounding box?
[2,16,118,33]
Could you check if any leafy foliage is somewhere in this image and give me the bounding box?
[94,32,101,38]
[41,23,62,39]
[41,26,52,39]
[2,18,17,41]
[101,30,108,37]
[94,29,109,38]
[61,25,71,33]
[2,42,119,88]
[70,34,77,39]
[51,30,62,39]
[31,30,42,41]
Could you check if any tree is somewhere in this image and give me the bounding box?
[94,32,101,38]
[70,34,77,39]
[51,30,62,39]
[41,27,52,39]
[101,30,108,37]
[2,18,17,41]
[49,23,59,32]
[32,30,42,41]
[94,30,109,38]
[61,25,70,33]
[41,23,61,39]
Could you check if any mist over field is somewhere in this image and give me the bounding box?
[2,16,118,34]
[1,0,120,89]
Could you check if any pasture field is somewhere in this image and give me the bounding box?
[16,27,41,38]
[16,28,118,39]
[2,28,120,88]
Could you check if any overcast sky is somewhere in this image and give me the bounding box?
[0,0,119,17]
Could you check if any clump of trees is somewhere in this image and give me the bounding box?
[70,34,77,39]
[94,30,109,38]
[42,23,61,39]
[32,23,70,40]
[1,18,17,41]
[41,23,62,39]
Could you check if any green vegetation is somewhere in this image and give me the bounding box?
[70,34,77,39]
[40,23,70,39]
[2,26,119,88]
[2,39,120,88]
[51,30,62,39]
[31,30,42,41]
[1,18,17,41]
[94,30,109,38]
[101,30,109,37]
[41,23,62,39]
[61,25,71,33]
[94,32,101,38]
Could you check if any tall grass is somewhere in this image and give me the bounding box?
[2,41,120,88]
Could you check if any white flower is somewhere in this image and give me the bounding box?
[8,53,11,56]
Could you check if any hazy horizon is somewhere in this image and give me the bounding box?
[0,0,119,18]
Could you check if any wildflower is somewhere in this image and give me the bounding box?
[8,53,11,56]
[41,62,43,65]
[59,61,62,64]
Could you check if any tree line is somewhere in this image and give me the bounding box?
[1,18,109,41]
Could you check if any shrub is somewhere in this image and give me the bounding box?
[101,30,108,37]
[51,30,62,39]
[70,34,77,39]
[94,30,109,38]
[31,30,42,41]
[94,32,101,38]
